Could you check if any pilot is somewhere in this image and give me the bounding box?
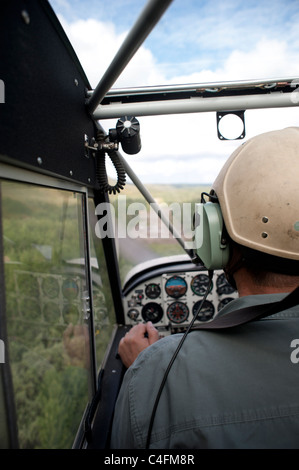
[110,127,299,449]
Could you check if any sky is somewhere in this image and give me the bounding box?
[49,0,299,184]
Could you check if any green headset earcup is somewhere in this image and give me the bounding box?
[194,202,230,270]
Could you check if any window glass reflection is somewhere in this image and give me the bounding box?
[2,181,91,448]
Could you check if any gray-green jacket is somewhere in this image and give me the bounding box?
[110,293,299,449]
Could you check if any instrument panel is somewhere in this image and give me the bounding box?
[123,270,238,334]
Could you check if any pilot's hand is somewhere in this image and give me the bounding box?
[118,321,159,368]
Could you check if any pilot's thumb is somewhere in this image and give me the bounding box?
[146,321,159,344]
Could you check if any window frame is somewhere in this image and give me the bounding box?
[0,161,98,448]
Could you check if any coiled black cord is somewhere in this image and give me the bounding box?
[96,149,126,194]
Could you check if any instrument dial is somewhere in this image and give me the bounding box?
[127,308,140,321]
[216,272,235,295]
[145,283,161,299]
[167,302,189,324]
[141,302,163,324]
[191,273,212,296]
[165,275,187,298]
[192,300,215,322]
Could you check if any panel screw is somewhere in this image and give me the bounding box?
[21,10,30,24]
[262,216,269,223]
[261,232,268,238]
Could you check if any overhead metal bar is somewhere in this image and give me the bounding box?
[87,76,298,99]
[87,0,174,114]
[93,91,299,119]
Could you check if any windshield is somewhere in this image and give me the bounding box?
[1,178,116,448]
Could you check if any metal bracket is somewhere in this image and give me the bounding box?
[84,134,118,158]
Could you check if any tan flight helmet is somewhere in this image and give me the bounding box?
[211,127,299,272]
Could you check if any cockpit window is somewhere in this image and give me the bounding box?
[2,180,94,448]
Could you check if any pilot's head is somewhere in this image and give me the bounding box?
[211,127,299,280]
